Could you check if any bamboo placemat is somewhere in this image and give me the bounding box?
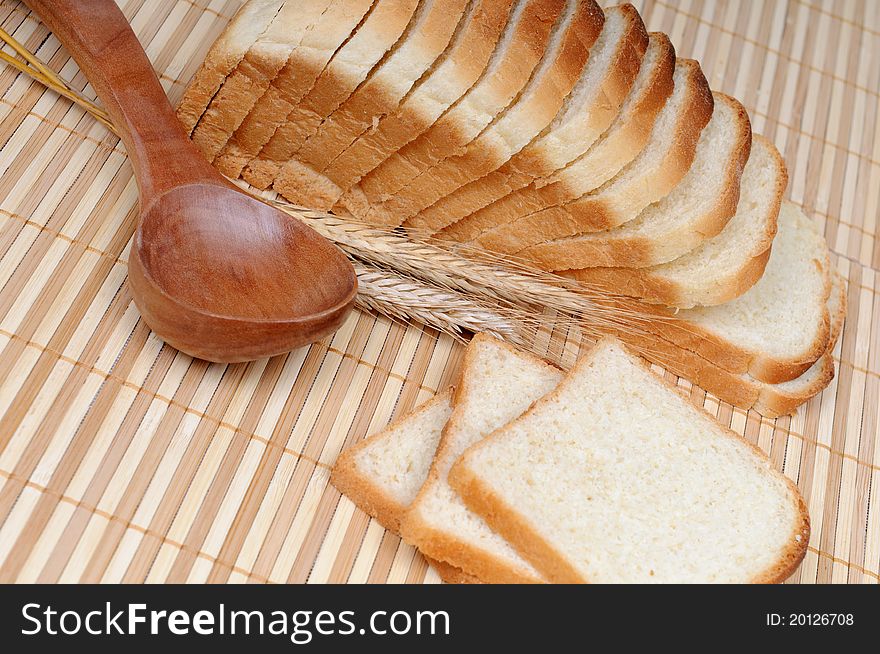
[0,0,876,584]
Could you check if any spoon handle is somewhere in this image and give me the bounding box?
[24,0,219,199]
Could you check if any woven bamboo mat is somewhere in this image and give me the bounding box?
[0,0,876,584]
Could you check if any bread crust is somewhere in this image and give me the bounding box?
[352,0,570,226]
[427,7,656,238]
[327,0,516,204]
[271,0,471,209]
[177,0,285,134]
[476,58,714,254]
[556,133,783,310]
[429,558,483,584]
[447,464,585,582]
[449,337,811,583]
[395,0,605,229]
[519,93,751,270]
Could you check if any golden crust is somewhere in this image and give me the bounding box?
[428,558,483,584]
[449,337,811,583]
[225,0,376,188]
[271,0,472,209]
[176,0,286,134]
[252,0,423,191]
[399,334,559,584]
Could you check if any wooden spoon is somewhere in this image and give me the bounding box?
[25,0,358,363]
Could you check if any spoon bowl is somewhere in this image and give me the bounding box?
[128,184,357,362]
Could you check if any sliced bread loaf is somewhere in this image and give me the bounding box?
[562,135,784,306]
[436,30,674,243]
[330,389,481,584]
[520,93,752,270]
[246,0,422,190]
[189,0,336,168]
[177,0,285,134]
[322,0,516,206]
[449,337,810,583]
[400,334,562,583]
[412,4,651,234]
[345,0,569,226]
[475,58,713,253]
[214,0,375,187]
[367,0,604,226]
[270,0,470,209]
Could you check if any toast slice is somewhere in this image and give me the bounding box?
[449,337,810,583]
[563,135,784,307]
[346,0,569,226]
[188,0,336,167]
[371,0,605,226]
[521,93,752,270]
[322,0,516,205]
[177,0,286,134]
[248,0,422,188]
[476,58,713,252]
[400,334,563,583]
[210,0,375,187]
[271,0,471,209]
[330,389,481,584]
[436,30,674,242]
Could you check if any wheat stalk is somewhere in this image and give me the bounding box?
[0,28,672,361]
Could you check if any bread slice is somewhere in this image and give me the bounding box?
[563,135,784,307]
[332,390,453,533]
[177,0,286,134]
[520,93,752,270]
[207,0,374,186]
[346,0,570,226]
[620,270,844,416]
[321,0,516,207]
[449,337,810,583]
[751,269,843,416]
[606,202,832,384]
[374,0,604,227]
[476,58,713,253]
[187,1,336,166]
[436,30,673,243]
[247,0,422,190]
[400,334,563,583]
[270,0,470,209]
[330,389,481,584]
